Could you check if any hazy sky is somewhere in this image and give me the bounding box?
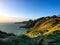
[0,0,60,19]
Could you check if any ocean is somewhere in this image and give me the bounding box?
[0,23,27,35]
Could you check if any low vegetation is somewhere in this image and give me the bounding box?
[0,15,60,45]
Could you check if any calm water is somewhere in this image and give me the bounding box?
[0,23,27,35]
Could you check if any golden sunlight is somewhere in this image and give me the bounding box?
[0,15,21,23]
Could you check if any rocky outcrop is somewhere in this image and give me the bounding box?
[0,30,16,38]
[20,20,35,28]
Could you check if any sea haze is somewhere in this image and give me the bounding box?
[0,23,27,35]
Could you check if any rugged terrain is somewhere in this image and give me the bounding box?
[24,16,60,38]
[0,15,60,45]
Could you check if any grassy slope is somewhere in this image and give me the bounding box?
[24,17,60,38]
[0,16,60,45]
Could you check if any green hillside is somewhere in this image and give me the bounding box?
[24,17,60,38]
[0,15,60,45]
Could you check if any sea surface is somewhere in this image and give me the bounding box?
[0,23,27,35]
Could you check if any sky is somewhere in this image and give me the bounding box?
[0,0,60,22]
